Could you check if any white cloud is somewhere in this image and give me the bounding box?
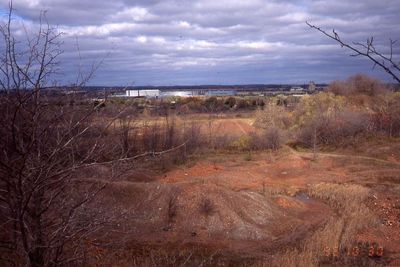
[61,23,136,37]
[177,21,191,29]
[237,41,283,50]
[112,7,157,22]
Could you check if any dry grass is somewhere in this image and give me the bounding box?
[261,185,300,197]
[309,183,377,248]
[308,183,369,211]
[88,245,259,266]
[256,183,381,267]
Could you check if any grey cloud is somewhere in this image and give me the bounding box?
[0,0,399,85]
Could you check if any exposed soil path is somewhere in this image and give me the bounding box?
[293,149,400,167]
[234,120,248,135]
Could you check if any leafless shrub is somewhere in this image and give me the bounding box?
[163,115,177,149]
[248,131,265,150]
[224,96,236,108]
[183,122,203,153]
[370,93,400,137]
[214,134,236,150]
[329,74,388,97]
[264,127,285,150]
[236,98,251,109]
[167,197,178,222]
[199,198,215,216]
[297,109,368,148]
[118,116,138,157]
[142,122,162,152]
[248,128,285,151]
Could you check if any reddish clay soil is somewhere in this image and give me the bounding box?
[159,151,354,191]
[94,170,332,257]
[153,148,400,258]
[87,146,399,260]
[85,119,400,264]
[194,117,257,137]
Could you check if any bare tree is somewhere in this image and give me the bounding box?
[0,4,116,266]
[306,22,400,83]
[0,5,190,266]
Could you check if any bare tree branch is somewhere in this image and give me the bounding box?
[306,21,400,83]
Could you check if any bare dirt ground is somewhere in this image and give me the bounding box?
[86,117,400,266]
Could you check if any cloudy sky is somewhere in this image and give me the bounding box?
[0,0,399,86]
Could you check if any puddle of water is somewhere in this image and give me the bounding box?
[294,192,312,203]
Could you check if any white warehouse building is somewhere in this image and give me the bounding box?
[126,89,160,98]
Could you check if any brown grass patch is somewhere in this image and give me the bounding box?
[255,183,382,267]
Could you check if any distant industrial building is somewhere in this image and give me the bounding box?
[290,86,304,92]
[122,86,322,98]
[205,90,237,96]
[126,89,160,98]
[125,89,239,98]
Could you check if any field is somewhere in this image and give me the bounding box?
[81,111,400,266]
[2,75,400,267]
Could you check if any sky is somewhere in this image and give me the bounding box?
[0,0,399,86]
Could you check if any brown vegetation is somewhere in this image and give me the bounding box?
[199,198,215,216]
[1,3,400,266]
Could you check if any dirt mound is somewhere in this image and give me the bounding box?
[82,140,400,263]
[174,184,282,241]
[94,179,331,255]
